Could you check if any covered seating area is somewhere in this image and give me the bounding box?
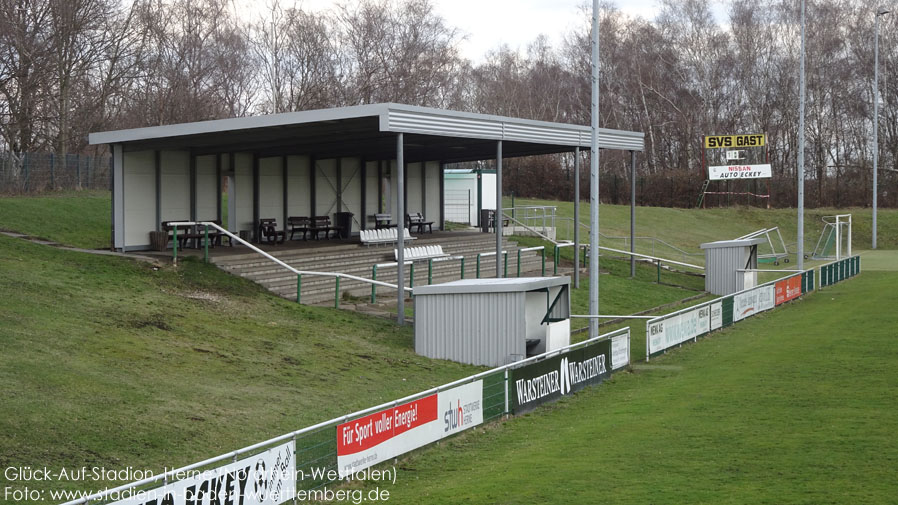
[90,103,644,323]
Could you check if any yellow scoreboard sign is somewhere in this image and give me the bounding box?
[704,134,766,149]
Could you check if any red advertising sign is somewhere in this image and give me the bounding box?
[775,276,802,305]
[336,381,483,477]
[337,394,438,456]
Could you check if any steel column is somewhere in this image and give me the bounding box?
[496,141,503,278]
[397,134,406,325]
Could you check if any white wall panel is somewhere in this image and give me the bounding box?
[195,155,218,221]
[365,161,380,227]
[406,162,423,216]
[287,155,311,217]
[234,153,254,233]
[315,158,337,218]
[425,161,441,226]
[123,150,156,248]
[341,157,362,233]
[259,157,284,226]
[160,150,190,222]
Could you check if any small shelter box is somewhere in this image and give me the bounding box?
[413,277,571,367]
[700,238,766,295]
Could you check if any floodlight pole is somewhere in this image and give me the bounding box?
[797,0,806,271]
[397,133,405,325]
[874,8,890,250]
[589,0,601,338]
[630,150,636,278]
[574,147,580,289]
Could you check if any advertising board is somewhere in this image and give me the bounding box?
[108,441,295,505]
[336,381,483,478]
[733,285,775,322]
[511,338,612,414]
[775,276,802,305]
[708,164,772,180]
[646,305,711,355]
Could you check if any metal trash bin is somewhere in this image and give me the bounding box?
[335,212,354,239]
[480,209,493,233]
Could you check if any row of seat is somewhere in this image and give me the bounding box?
[393,245,449,262]
[360,228,417,245]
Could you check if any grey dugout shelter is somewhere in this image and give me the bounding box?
[89,103,644,322]
[701,237,767,295]
[413,277,571,367]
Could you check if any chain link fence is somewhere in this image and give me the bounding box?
[0,152,111,194]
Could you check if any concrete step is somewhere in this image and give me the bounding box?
[225,243,540,279]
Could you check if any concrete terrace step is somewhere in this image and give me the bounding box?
[206,231,551,305]
[223,242,540,279]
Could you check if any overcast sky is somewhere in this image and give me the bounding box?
[282,0,728,64]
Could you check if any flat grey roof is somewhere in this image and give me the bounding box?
[413,276,570,295]
[700,238,767,249]
[89,103,643,162]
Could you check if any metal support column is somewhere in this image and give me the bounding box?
[630,150,636,278]
[397,134,406,325]
[574,147,580,289]
[797,0,806,270]
[496,141,503,278]
[589,0,601,338]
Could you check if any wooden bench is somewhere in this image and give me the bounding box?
[161,220,203,249]
[406,212,434,234]
[359,228,416,246]
[287,216,310,241]
[258,218,286,244]
[309,216,337,240]
[373,213,396,230]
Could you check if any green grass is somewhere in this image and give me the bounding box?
[507,197,898,264]
[0,234,481,502]
[0,190,111,249]
[354,271,898,504]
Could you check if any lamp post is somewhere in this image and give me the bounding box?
[873,7,890,250]
[798,0,806,271]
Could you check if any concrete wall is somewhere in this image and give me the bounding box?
[122,150,156,248]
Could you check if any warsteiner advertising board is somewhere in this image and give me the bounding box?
[708,164,772,180]
[511,338,612,414]
[336,381,483,477]
[108,441,295,505]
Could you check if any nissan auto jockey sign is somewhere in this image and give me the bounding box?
[336,381,483,478]
[708,164,772,180]
[511,338,612,414]
[107,441,295,505]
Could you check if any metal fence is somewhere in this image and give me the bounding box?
[61,327,630,505]
[645,267,820,360]
[0,152,111,194]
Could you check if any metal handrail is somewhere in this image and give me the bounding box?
[168,221,411,293]
[59,326,630,505]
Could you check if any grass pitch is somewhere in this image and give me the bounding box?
[356,271,898,504]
